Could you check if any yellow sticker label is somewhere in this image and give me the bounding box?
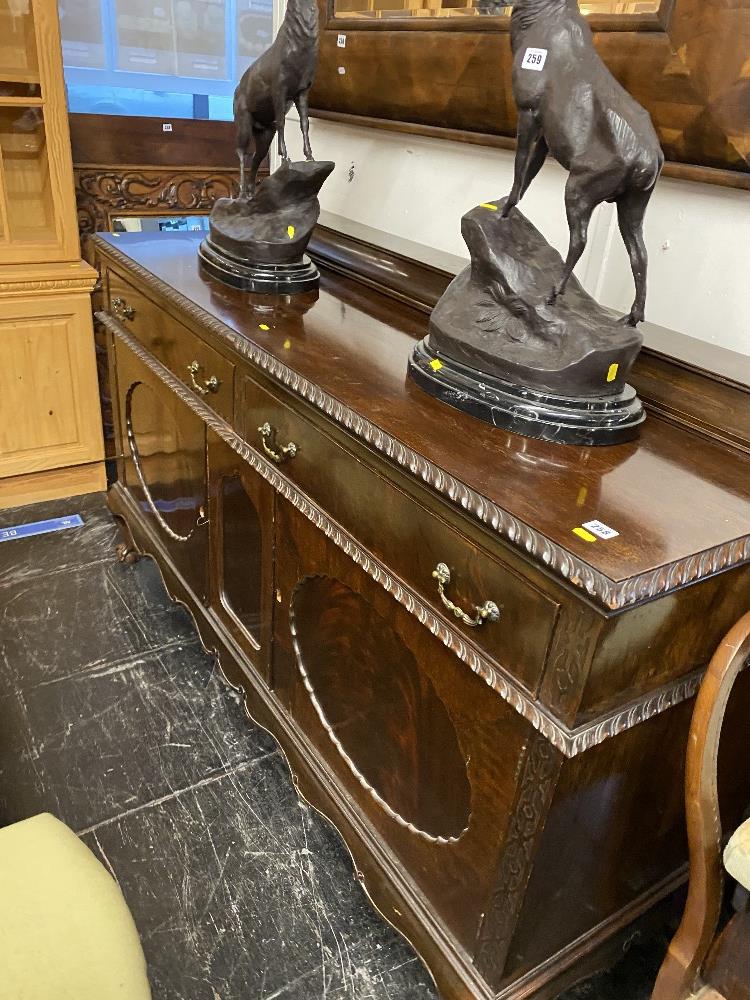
[283,338,291,350]
[258,323,270,331]
[287,225,295,239]
[429,358,443,372]
[576,486,588,507]
[573,527,597,543]
[606,362,619,383]
[480,202,498,211]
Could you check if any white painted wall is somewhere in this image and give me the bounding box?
[280,114,750,357]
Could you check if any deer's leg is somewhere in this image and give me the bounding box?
[237,116,253,200]
[274,91,290,162]
[295,90,313,160]
[616,186,653,326]
[249,126,274,196]
[502,110,543,218]
[551,176,598,302]
[520,136,548,200]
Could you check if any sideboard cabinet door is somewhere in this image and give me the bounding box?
[206,430,274,683]
[113,336,208,602]
[272,495,533,955]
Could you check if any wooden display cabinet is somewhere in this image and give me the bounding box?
[0,0,104,509]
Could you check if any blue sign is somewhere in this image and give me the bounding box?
[0,514,84,543]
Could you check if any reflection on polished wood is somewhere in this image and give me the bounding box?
[333,0,659,20]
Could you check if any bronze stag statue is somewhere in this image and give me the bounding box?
[499,0,664,325]
[233,0,319,199]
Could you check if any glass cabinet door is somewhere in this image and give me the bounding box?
[0,0,80,262]
[114,334,209,603]
[207,430,275,683]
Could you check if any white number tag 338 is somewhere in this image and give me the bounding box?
[521,47,548,71]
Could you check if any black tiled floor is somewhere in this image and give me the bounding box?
[0,492,661,999]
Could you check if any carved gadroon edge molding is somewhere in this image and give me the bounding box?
[92,237,750,613]
[100,311,721,758]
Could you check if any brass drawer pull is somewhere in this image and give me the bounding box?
[258,421,298,463]
[187,360,220,395]
[432,562,501,627]
[112,296,135,321]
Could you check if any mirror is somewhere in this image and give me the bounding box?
[111,214,210,234]
[333,0,660,20]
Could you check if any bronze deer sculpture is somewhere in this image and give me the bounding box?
[233,0,319,200]
[497,0,664,325]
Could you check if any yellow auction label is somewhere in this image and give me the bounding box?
[287,225,295,239]
[480,203,498,211]
[573,526,597,543]
[259,323,270,331]
[429,358,443,371]
[606,362,619,383]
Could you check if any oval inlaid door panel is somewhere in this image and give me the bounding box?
[125,379,205,542]
[291,575,471,843]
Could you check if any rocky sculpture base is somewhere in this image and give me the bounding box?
[409,198,646,446]
[199,159,334,294]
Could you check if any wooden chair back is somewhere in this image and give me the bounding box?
[652,610,750,1000]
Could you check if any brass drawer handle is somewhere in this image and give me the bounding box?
[258,421,298,463]
[187,360,220,395]
[432,562,501,627]
[112,296,135,321]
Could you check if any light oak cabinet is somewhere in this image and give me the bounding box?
[0,0,103,509]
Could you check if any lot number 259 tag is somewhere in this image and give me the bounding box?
[521,47,547,71]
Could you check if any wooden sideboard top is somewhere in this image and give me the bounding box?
[95,231,750,610]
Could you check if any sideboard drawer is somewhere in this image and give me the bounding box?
[106,267,234,422]
[242,375,558,695]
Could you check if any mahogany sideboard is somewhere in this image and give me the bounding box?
[95,230,750,1000]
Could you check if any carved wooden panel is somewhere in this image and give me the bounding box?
[475,732,562,987]
[74,166,240,238]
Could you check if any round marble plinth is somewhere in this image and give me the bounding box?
[408,339,645,447]
[198,239,319,294]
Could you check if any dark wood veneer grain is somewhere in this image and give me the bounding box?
[311,0,750,187]
[69,114,239,168]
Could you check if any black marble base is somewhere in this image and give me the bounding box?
[199,238,320,294]
[409,338,645,447]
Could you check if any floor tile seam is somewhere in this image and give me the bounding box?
[22,636,205,692]
[75,749,281,837]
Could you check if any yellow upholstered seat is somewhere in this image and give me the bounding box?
[724,817,750,892]
[0,813,152,1000]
